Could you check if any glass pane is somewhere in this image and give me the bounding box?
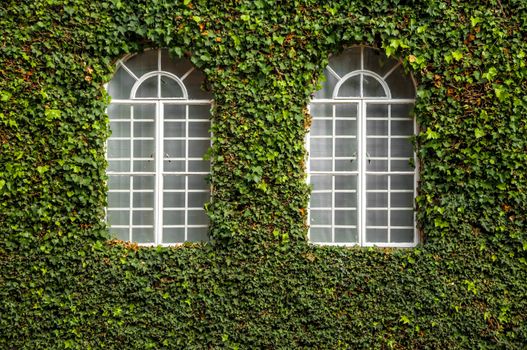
[188,192,209,207]
[391,159,414,171]
[188,175,208,190]
[107,67,136,99]
[363,74,386,97]
[132,228,154,244]
[310,210,331,225]
[367,138,388,157]
[310,159,332,172]
[187,227,209,241]
[310,138,332,157]
[164,121,185,137]
[367,192,387,208]
[108,160,130,172]
[311,120,332,136]
[367,120,388,135]
[366,228,387,243]
[107,104,131,119]
[335,175,356,190]
[188,210,209,225]
[133,140,154,158]
[188,160,209,172]
[335,120,356,136]
[132,210,154,225]
[385,66,415,98]
[162,49,194,76]
[164,104,186,119]
[108,175,130,190]
[189,121,210,137]
[163,227,185,243]
[335,192,356,208]
[135,76,158,98]
[161,76,184,98]
[188,105,211,120]
[163,192,185,208]
[163,210,185,225]
[310,104,332,118]
[391,138,413,157]
[184,70,212,99]
[391,210,414,226]
[363,48,395,77]
[391,120,413,135]
[133,176,154,190]
[366,104,388,118]
[107,210,129,226]
[328,47,361,77]
[366,210,388,226]
[391,192,414,208]
[335,104,357,118]
[133,160,155,172]
[391,229,414,243]
[336,75,360,97]
[132,192,154,208]
[391,104,414,119]
[334,228,358,243]
[367,159,388,172]
[133,122,154,138]
[310,227,332,243]
[335,138,356,157]
[310,175,332,190]
[164,160,185,172]
[164,140,185,158]
[110,227,129,241]
[126,49,158,77]
[164,175,185,189]
[310,193,332,208]
[110,121,130,137]
[133,104,155,119]
[335,159,357,172]
[367,175,388,190]
[313,70,339,99]
[108,192,129,208]
[188,140,210,158]
[391,175,414,190]
[334,210,356,225]
[107,140,130,158]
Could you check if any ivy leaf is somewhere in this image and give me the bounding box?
[474,128,485,138]
[37,166,49,174]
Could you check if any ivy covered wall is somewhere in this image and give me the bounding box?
[1,0,526,348]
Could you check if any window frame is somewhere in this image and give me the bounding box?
[105,49,213,246]
[307,46,419,247]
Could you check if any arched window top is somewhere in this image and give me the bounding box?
[107,48,212,100]
[314,47,416,100]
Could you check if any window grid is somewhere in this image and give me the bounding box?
[308,47,417,247]
[106,49,211,245]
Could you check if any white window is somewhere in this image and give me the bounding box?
[308,47,417,247]
[106,49,212,245]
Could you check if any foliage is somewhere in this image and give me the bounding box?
[1,0,526,348]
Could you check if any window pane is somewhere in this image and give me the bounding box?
[334,210,356,226]
[163,192,185,208]
[110,121,130,137]
[391,138,413,157]
[390,210,414,227]
[134,122,154,138]
[335,119,357,136]
[335,159,357,172]
[135,76,158,98]
[367,120,388,135]
[188,105,211,120]
[310,175,332,191]
[391,175,414,190]
[366,210,387,226]
[310,227,332,243]
[391,192,414,208]
[133,140,154,158]
[391,120,413,135]
[335,138,356,157]
[310,103,332,118]
[391,229,414,243]
[188,175,208,190]
[311,120,332,136]
[107,140,130,158]
[335,192,356,208]
[132,192,154,208]
[188,192,209,208]
[125,49,158,77]
[366,104,388,118]
[110,227,129,241]
[163,160,185,172]
[367,175,388,190]
[107,210,129,226]
[367,138,388,157]
[310,138,332,157]
[335,104,357,118]
[108,192,129,208]
[310,210,332,225]
[164,175,186,189]
[164,140,185,158]
[164,121,185,137]
[366,228,387,243]
[132,210,154,226]
[107,67,135,99]
[188,210,208,225]
[133,104,155,119]
[363,74,386,97]
[335,175,357,190]
[163,210,185,225]
[188,160,210,172]
[189,121,210,137]
[367,192,387,208]
[336,75,360,97]
[133,176,154,190]
[108,175,130,190]
[161,76,184,98]
[133,160,155,172]
[163,227,185,243]
[310,193,332,208]
[188,139,210,157]
[132,228,154,244]
[334,228,358,243]
[187,227,208,241]
[164,105,186,119]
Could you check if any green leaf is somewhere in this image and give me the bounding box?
[474,128,485,138]
[37,166,49,174]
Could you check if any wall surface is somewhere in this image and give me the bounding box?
[1,0,526,348]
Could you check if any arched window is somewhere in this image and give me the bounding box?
[106,49,212,245]
[308,47,417,247]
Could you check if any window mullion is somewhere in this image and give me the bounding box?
[359,101,366,246]
[155,102,164,244]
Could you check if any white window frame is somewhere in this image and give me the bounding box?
[106,49,212,246]
[307,47,418,247]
